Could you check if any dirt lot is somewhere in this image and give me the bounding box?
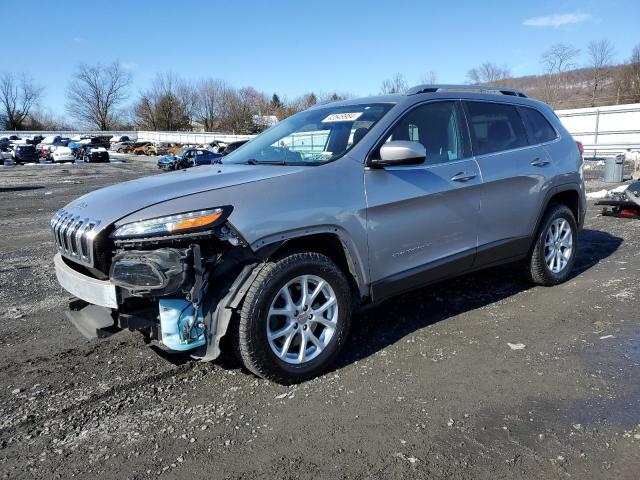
[0,158,638,479]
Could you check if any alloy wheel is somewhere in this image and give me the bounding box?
[266,274,338,364]
[544,218,573,274]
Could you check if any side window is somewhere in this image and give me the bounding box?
[520,107,557,144]
[465,101,528,155]
[385,101,466,165]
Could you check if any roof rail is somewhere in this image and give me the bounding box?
[406,84,528,98]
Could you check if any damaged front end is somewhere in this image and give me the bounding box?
[58,206,265,360]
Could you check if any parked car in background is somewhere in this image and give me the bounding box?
[166,143,183,155]
[112,140,134,152]
[0,137,9,151]
[85,136,111,149]
[36,135,62,149]
[8,135,22,148]
[81,146,109,163]
[110,135,132,147]
[157,147,222,170]
[207,140,227,152]
[11,144,39,163]
[221,139,249,155]
[124,141,151,154]
[66,137,109,159]
[132,144,149,155]
[145,142,177,156]
[52,146,76,163]
[37,136,71,159]
[26,135,45,146]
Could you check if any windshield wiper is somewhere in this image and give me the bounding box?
[244,159,286,165]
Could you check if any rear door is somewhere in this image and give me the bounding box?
[463,100,557,266]
[365,100,482,299]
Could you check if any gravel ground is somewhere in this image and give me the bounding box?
[0,158,638,479]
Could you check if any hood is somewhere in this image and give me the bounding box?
[60,163,306,229]
[158,154,176,164]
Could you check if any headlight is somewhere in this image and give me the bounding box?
[111,208,229,238]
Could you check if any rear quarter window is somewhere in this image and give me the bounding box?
[465,101,528,156]
[519,107,558,144]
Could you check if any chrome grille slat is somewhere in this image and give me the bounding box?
[67,217,83,257]
[74,220,86,258]
[50,209,100,267]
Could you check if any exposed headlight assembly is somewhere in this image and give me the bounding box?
[111,207,231,239]
[110,248,191,295]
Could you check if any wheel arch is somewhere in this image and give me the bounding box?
[529,184,583,252]
[252,227,369,301]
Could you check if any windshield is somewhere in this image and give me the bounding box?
[223,103,393,165]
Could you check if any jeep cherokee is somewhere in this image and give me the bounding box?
[51,85,586,383]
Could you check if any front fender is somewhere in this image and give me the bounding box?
[249,224,369,298]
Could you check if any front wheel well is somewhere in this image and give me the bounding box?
[259,233,362,301]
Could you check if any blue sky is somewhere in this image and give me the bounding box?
[5,0,640,115]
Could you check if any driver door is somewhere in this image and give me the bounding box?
[365,100,482,300]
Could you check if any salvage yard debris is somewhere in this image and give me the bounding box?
[593,180,640,219]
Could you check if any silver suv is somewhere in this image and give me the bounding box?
[51,85,586,383]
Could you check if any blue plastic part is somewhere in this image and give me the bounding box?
[159,299,206,351]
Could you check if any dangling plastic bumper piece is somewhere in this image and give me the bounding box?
[159,299,206,351]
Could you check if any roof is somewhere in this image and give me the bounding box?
[405,84,527,97]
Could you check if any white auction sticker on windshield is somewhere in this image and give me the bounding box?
[322,112,363,122]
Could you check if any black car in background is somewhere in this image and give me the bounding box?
[26,135,45,146]
[12,144,39,164]
[0,137,9,151]
[221,139,249,155]
[82,147,109,163]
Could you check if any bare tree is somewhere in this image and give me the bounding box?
[25,109,73,130]
[467,62,510,84]
[66,62,131,130]
[279,92,318,118]
[0,72,43,130]
[587,39,616,106]
[612,44,640,105]
[177,81,199,129]
[540,42,580,107]
[628,44,640,103]
[420,70,438,84]
[380,73,408,94]
[194,78,231,131]
[134,72,191,131]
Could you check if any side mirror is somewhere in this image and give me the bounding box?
[375,140,426,166]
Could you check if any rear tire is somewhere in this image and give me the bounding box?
[526,204,577,286]
[233,252,352,384]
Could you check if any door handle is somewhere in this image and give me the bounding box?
[530,158,550,167]
[450,172,477,182]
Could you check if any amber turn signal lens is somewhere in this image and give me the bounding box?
[173,212,222,231]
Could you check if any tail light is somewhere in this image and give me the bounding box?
[576,141,584,155]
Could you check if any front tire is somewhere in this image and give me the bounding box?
[234,252,352,384]
[526,204,577,286]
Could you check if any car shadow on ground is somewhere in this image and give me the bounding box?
[330,228,623,371]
